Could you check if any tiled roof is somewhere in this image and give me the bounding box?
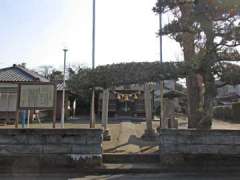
[57,82,64,91]
[56,81,70,92]
[0,64,49,82]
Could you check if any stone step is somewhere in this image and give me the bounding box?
[103,153,160,163]
[0,162,240,175]
[95,162,240,174]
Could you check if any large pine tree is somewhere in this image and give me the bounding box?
[154,0,240,129]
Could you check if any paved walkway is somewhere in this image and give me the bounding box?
[103,120,159,154]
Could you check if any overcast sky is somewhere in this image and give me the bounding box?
[0,0,183,70]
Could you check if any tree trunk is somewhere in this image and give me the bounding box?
[181,4,204,129]
[186,74,204,128]
[198,73,216,129]
[197,16,216,129]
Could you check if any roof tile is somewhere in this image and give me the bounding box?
[0,65,49,82]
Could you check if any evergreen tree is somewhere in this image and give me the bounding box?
[153,0,240,129]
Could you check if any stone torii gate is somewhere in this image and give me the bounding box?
[101,88,111,140]
[142,83,156,139]
[100,86,156,141]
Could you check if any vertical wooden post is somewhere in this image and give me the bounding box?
[15,110,19,128]
[27,110,30,128]
[53,85,57,128]
[15,84,20,128]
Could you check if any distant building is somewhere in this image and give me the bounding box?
[216,81,240,105]
[0,64,49,123]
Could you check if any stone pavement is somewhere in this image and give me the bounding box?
[103,120,159,154]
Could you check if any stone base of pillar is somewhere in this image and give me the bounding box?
[141,129,157,141]
[156,119,178,133]
[103,129,111,141]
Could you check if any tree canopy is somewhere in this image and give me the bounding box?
[67,61,240,92]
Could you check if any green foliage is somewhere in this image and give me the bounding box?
[92,62,187,87]
[154,0,240,67]
[67,61,188,91]
[213,106,233,120]
[67,61,240,91]
[217,63,240,85]
[214,103,240,122]
[232,102,240,122]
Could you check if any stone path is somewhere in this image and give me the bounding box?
[103,120,159,154]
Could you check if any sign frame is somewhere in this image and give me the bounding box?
[17,82,56,110]
[15,82,57,128]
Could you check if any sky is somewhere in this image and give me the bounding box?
[0,0,183,70]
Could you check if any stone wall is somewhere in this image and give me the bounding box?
[0,128,102,170]
[159,129,240,157]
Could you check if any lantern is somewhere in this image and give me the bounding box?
[133,94,138,100]
[117,94,121,100]
[123,95,129,101]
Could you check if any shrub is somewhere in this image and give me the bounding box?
[213,105,233,121]
[232,102,240,122]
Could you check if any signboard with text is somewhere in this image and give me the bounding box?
[19,84,55,109]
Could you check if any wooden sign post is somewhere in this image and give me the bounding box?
[18,83,56,128]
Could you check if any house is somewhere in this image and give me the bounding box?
[0,64,50,123]
[0,64,74,123]
[216,81,240,105]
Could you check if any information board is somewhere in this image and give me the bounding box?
[0,84,17,112]
[19,84,55,109]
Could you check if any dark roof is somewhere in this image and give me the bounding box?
[163,90,186,98]
[0,64,49,82]
[216,92,240,102]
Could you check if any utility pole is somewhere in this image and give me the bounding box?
[90,0,96,128]
[61,48,68,128]
[159,3,164,129]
